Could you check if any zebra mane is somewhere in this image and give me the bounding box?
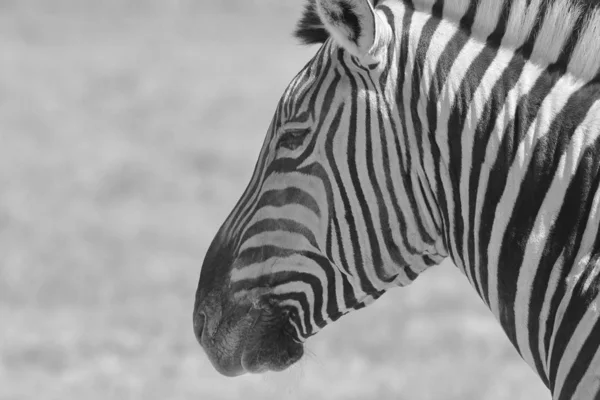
[295,0,600,80]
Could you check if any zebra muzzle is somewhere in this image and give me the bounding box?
[194,296,304,376]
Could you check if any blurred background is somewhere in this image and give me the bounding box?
[0,1,549,399]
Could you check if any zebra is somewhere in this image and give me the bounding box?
[193,0,600,397]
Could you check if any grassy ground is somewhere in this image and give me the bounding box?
[0,1,549,399]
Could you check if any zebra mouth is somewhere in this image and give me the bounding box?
[240,319,304,374]
[195,299,304,376]
[239,304,305,374]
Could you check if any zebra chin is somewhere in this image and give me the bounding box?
[203,339,304,377]
[201,327,304,377]
[239,333,304,374]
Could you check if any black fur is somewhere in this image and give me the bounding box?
[295,0,330,45]
[295,0,381,45]
[335,1,362,43]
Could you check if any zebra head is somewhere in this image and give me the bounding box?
[194,0,446,376]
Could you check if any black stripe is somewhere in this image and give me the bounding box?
[295,161,360,308]
[287,43,333,118]
[232,255,330,329]
[431,0,444,18]
[464,0,513,303]
[409,10,440,174]
[557,276,600,400]
[473,10,592,303]
[296,45,332,118]
[383,3,412,171]
[268,292,312,337]
[476,55,546,306]
[325,92,377,295]
[227,123,277,244]
[370,77,413,267]
[340,51,392,286]
[498,82,599,359]
[447,45,500,294]
[270,65,341,171]
[357,70,403,282]
[302,251,353,321]
[370,12,419,264]
[486,1,511,47]
[382,5,438,256]
[529,139,600,389]
[550,252,600,394]
[424,7,474,270]
[554,10,587,74]
[410,7,450,242]
[515,1,549,60]
[288,69,315,118]
[458,0,478,32]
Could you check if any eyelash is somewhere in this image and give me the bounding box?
[276,129,310,151]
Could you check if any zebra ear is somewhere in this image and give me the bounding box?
[315,0,384,59]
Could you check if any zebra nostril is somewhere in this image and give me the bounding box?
[194,311,207,343]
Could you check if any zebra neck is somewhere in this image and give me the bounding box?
[390,0,600,388]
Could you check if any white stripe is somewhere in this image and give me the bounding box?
[568,333,600,399]
[486,72,584,318]
[442,0,469,21]
[473,58,543,307]
[413,14,456,215]
[568,8,600,81]
[537,248,565,368]
[238,230,317,254]
[278,298,309,339]
[435,35,485,272]
[471,0,503,38]
[503,0,544,49]
[273,281,318,336]
[514,99,600,371]
[459,46,515,287]
[531,1,580,66]
[547,152,600,372]
[553,290,600,397]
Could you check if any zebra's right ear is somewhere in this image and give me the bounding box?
[315,0,389,59]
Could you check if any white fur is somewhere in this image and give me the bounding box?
[531,1,580,65]
[413,0,436,14]
[504,0,544,48]
[471,0,503,37]
[443,0,470,21]
[569,8,600,81]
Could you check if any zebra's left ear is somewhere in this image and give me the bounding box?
[315,0,387,59]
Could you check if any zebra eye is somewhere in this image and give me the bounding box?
[276,129,310,151]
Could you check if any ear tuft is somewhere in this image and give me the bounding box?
[295,0,330,45]
[316,0,377,57]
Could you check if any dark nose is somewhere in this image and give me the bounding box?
[194,310,207,343]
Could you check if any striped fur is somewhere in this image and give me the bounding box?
[196,0,600,396]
